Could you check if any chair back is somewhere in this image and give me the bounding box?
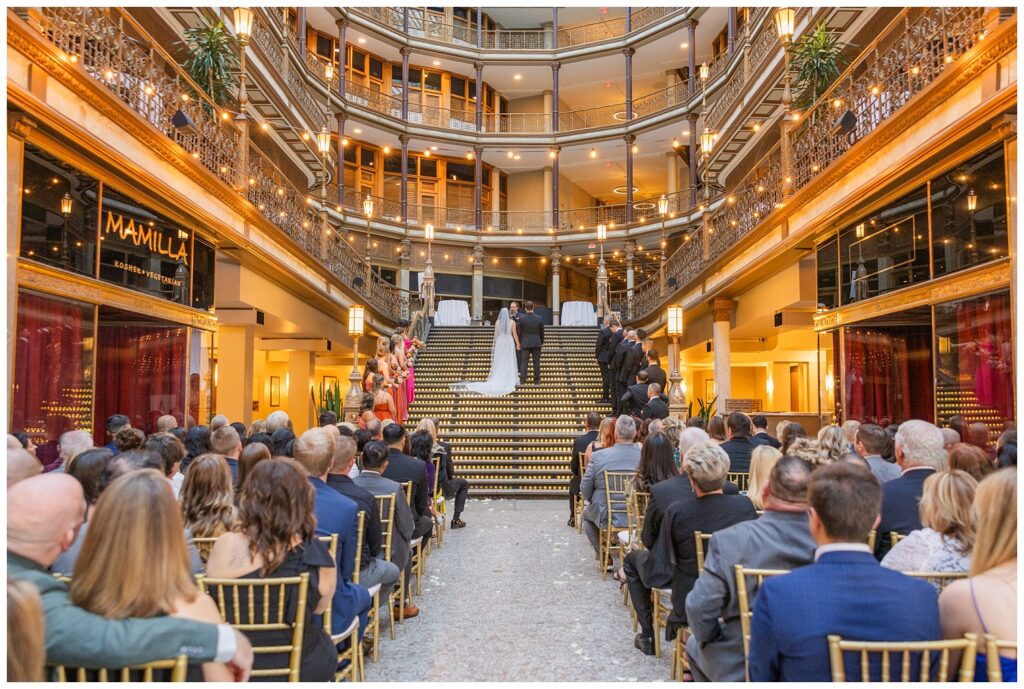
[49,656,188,682]
[727,471,750,492]
[352,511,366,584]
[631,490,650,542]
[191,536,219,564]
[430,455,442,496]
[603,471,633,530]
[375,493,397,562]
[578,451,589,474]
[198,573,310,682]
[735,565,791,682]
[984,635,1017,682]
[867,529,877,551]
[316,533,339,634]
[903,571,968,593]
[827,633,978,682]
[401,480,414,508]
[891,531,906,546]
[694,531,713,573]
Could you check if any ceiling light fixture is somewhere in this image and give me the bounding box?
[353,128,362,134]
[590,148,597,159]
[357,37,366,44]
[513,74,522,80]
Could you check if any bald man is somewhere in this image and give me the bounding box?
[8,447,42,487]
[7,474,253,676]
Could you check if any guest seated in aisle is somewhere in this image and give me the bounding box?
[855,423,902,483]
[779,421,806,455]
[179,454,237,564]
[643,349,667,391]
[641,384,669,421]
[686,416,706,430]
[230,422,248,445]
[210,426,243,483]
[570,412,602,526]
[206,459,338,682]
[319,410,339,427]
[939,467,1017,682]
[842,419,861,451]
[181,425,211,473]
[948,442,996,481]
[882,469,976,575]
[237,441,271,490]
[584,417,616,468]
[269,427,296,457]
[381,423,433,540]
[113,427,144,454]
[293,429,372,637]
[748,461,941,681]
[208,415,228,433]
[719,412,766,473]
[410,430,443,526]
[785,437,824,467]
[746,444,782,510]
[265,410,291,434]
[620,370,651,417]
[707,416,727,443]
[7,474,253,676]
[751,415,781,449]
[366,417,383,441]
[248,419,267,437]
[941,427,961,450]
[8,445,42,487]
[581,416,641,557]
[631,432,677,493]
[354,441,419,619]
[326,436,401,600]
[102,414,131,455]
[817,425,847,464]
[57,430,93,474]
[68,470,233,681]
[996,431,1016,468]
[156,414,178,433]
[422,418,471,528]
[685,456,817,681]
[63,448,111,507]
[142,432,186,498]
[876,420,946,558]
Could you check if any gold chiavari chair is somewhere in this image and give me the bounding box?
[198,573,310,682]
[867,530,877,552]
[827,633,978,682]
[50,656,188,682]
[694,532,713,574]
[904,571,968,593]
[400,481,426,601]
[632,490,651,543]
[430,454,446,547]
[574,451,587,533]
[191,536,219,565]
[316,533,361,682]
[891,531,907,547]
[350,512,381,669]
[673,628,689,680]
[317,533,339,637]
[983,634,1017,682]
[374,493,398,642]
[651,587,672,659]
[727,472,750,492]
[736,565,791,682]
[599,471,633,579]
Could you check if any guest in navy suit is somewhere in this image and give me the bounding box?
[294,428,372,638]
[875,420,946,558]
[748,462,941,682]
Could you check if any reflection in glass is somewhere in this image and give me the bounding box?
[189,329,215,427]
[191,237,216,311]
[816,236,839,310]
[817,330,839,421]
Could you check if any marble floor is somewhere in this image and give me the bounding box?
[363,499,672,682]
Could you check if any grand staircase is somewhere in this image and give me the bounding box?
[407,325,612,498]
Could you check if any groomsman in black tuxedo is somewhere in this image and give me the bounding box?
[516,301,545,385]
[617,329,646,415]
[610,328,635,414]
[644,349,668,392]
[595,317,618,403]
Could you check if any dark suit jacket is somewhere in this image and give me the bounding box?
[621,383,650,416]
[627,343,647,382]
[753,431,781,449]
[748,550,940,681]
[641,475,740,550]
[327,473,384,564]
[571,430,599,478]
[719,436,763,473]
[605,329,624,366]
[437,439,455,482]
[876,467,936,557]
[619,342,645,383]
[641,397,670,420]
[645,364,668,391]
[610,337,632,373]
[595,327,612,361]
[383,448,431,519]
[516,312,544,348]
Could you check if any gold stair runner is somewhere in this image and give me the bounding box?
[407,325,612,498]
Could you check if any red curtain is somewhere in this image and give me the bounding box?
[93,322,186,443]
[844,326,933,424]
[954,293,1014,420]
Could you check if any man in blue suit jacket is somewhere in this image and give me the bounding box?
[294,428,372,638]
[748,462,940,682]
[875,420,945,558]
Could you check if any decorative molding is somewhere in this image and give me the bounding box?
[8,112,36,140]
[712,298,735,322]
[993,114,1017,141]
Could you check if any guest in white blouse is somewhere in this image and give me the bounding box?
[882,469,977,576]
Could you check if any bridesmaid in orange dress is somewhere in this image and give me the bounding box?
[374,336,397,417]
[362,358,379,393]
[370,374,395,422]
[391,333,409,423]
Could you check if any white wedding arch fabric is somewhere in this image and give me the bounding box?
[450,308,519,396]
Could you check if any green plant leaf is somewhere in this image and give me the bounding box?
[789,22,853,111]
[176,20,240,108]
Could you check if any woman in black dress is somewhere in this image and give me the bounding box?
[206,458,337,681]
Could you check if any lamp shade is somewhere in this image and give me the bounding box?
[699,62,710,82]
[424,223,434,241]
[362,194,374,218]
[316,126,331,155]
[967,189,977,212]
[348,305,365,336]
[855,222,865,238]
[233,7,255,40]
[658,194,669,216]
[774,7,796,41]
[324,62,335,81]
[667,304,684,337]
[597,223,607,241]
[700,127,716,157]
[60,192,73,216]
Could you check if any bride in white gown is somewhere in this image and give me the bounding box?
[450,307,520,396]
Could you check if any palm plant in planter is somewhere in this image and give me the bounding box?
[178,19,239,107]
[789,21,853,112]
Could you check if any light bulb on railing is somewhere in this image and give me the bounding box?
[658,194,669,216]
[233,7,254,42]
[362,195,374,218]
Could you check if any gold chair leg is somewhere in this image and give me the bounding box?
[652,591,662,659]
[398,572,406,624]
[388,592,396,640]
[372,590,381,663]
[416,545,425,596]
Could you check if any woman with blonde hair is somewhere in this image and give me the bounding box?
[70,470,232,681]
[939,467,1017,681]
[584,416,616,469]
[882,469,977,574]
[816,425,847,465]
[371,374,397,422]
[390,333,410,422]
[7,577,45,681]
[747,444,783,509]
[179,454,237,562]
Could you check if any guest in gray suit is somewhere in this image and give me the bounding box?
[581,415,641,555]
[684,456,817,682]
[855,423,902,483]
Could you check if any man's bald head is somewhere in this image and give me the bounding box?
[330,436,358,475]
[7,448,41,487]
[7,474,85,567]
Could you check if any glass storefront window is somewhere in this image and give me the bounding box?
[12,290,95,469]
[930,144,1008,277]
[817,330,839,422]
[816,235,839,310]
[934,291,1014,450]
[189,329,215,427]
[20,144,100,277]
[839,186,930,304]
[191,237,216,311]
[98,184,192,305]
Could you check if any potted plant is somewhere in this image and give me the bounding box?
[789,21,853,111]
[686,395,718,425]
[177,19,239,107]
[311,379,343,419]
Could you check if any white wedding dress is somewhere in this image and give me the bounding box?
[450,308,519,396]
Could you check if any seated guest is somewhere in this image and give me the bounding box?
[237,441,271,490]
[326,436,401,600]
[940,467,1016,682]
[57,430,93,474]
[265,410,291,434]
[410,429,442,524]
[747,444,782,510]
[318,410,339,427]
[779,421,807,455]
[660,416,683,457]
[248,419,267,437]
[8,446,42,487]
[686,416,706,430]
[632,432,677,493]
[581,416,641,556]
[64,448,112,508]
[269,428,296,458]
[786,437,824,467]
[748,462,940,681]
[69,470,232,681]
[751,415,781,449]
[293,429,372,638]
[643,349,667,391]
[855,423,902,483]
[142,432,186,498]
[948,442,996,482]
[180,454,237,563]
[181,425,211,474]
[882,470,976,575]
[156,414,178,433]
[707,415,727,443]
[997,436,1016,468]
[569,412,601,526]
[381,423,432,540]
[206,459,337,682]
[628,441,756,654]
[816,425,847,464]
[429,417,470,529]
[719,412,764,473]
[7,576,45,681]
[620,370,651,417]
[941,427,961,451]
[641,384,669,421]
[876,420,946,558]
[842,419,861,451]
[354,441,419,619]
[583,417,616,468]
[685,456,817,681]
[7,474,253,675]
[230,422,248,446]
[102,414,131,454]
[209,415,229,433]
[366,418,383,442]
[210,426,243,483]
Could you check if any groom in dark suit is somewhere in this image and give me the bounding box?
[516,301,544,385]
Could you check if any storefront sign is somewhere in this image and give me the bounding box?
[103,210,189,265]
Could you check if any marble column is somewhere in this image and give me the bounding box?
[474,61,484,132]
[685,19,698,98]
[551,60,560,133]
[288,349,316,433]
[728,7,737,56]
[625,134,635,224]
[474,145,484,231]
[400,47,411,121]
[712,299,735,408]
[551,145,560,230]
[399,134,409,223]
[336,18,347,98]
[335,113,346,207]
[217,326,256,427]
[625,238,636,299]
[296,7,307,58]
[550,247,562,325]
[666,151,678,196]
[399,239,411,319]
[472,244,485,321]
[687,112,699,206]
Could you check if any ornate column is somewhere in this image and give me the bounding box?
[666,151,678,196]
[296,7,307,58]
[399,134,410,223]
[551,7,559,48]
[551,145,560,231]
[712,299,735,409]
[400,47,411,121]
[728,7,737,56]
[685,19,698,98]
[625,133,635,224]
[596,256,609,320]
[336,18,347,98]
[335,113,346,207]
[471,245,485,321]
[474,61,484,132]
[551,60,560,133]
[474,145,484,231]
[625,238,636,299]
[687,112,699,206]
[398,239,411,319]
[623,47,635,121]
[477,7,483,48]
[550,247,562,325]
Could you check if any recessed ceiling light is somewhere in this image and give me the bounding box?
[353,128,362,134]
[680,42,689,49]
[513,74,522,80]
[513,155,521,160]
[357,37,366,44]
[430,146,438,151]
[432,60,441,66]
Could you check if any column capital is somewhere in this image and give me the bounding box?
[550,246,562,265]
[712,298,735,322]
[335,18,349,30]
[399,46,413,58]
[550,60,561,71]
[687,112,700,123]
[622,47,635,58]
[8,112,36,140]
[398,134,411,145]
[993,114,1017,141]
[623,133,636,144]
[473,244,485,267]
[624,238,636,262]
[683,18,698,30]
[473,144,485,155]
[473,61,485,72]
[334,112,346,126]
[398,238,411,264]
